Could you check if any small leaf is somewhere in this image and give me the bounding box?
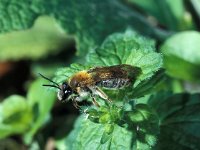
[0,95,33,138]
[161,31,200,81]
[24,78,56,144]
[99,114,111,124]
[104,124,114,135]
[100,124,114,144]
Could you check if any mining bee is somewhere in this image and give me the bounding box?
[40,64,141,108]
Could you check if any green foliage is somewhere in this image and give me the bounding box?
[0,0,200,149]
[53,28,200,149]
[0,16,71,61]
[191,0,200,18]
[54,30,162,149]
[87,30,163,98]
[54,30,163,99]
[127,0,195,30]
[63,103,159,150]
[148,92,200,150]
[24,79,56,144]
[0,0,168,61]
[131,70,166,98]
[87,30,162,83]
[161,31,200,81]
[64,116,133,150]
[0,95,32,138]
[0,79,56,144]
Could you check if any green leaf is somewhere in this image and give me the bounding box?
[125,104,159,149]
[24,78,56,144]
[63,103,159,150]
[87,30,163,85]
[130,69,166,98]
[0,0,168,58]
[0,95,33,138]
[53,0,169,56]
[0,16,72,61]
[127,0,195,30]
[63,116,133,150]
[161,31,200,81]
[191,0,200,19]
[148,92,200,150]
[100,124,114,144]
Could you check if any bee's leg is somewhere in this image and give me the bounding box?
[95,87,112,103]
[86,87,100,107]
[72,97,81,109]
[72,100,80,109]
[91,95,100,107]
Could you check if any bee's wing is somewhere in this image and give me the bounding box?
[88,64,141,82]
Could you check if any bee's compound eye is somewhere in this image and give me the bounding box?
[63,83,68,90]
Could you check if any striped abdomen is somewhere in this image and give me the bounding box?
[97,78,131,89]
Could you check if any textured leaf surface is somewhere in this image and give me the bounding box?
[0,0,168,59]
[161,31,200,81]
[148,92,200,150]
[87,30,163,85]
[63,104,159,150]
[65,116,133,150]
[131,70,166,98]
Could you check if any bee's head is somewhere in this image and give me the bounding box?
[39,73,73,102]
[57,82,73,101]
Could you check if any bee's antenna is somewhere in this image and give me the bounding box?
[39,73,60,88]
[42,84,61,90]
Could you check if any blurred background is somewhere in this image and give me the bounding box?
[0,0,200,149]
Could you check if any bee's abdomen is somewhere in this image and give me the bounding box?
[97,78,130,89]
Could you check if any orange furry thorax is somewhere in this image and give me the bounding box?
[69,71,93,88]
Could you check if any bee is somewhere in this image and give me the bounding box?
[40,64,141,108]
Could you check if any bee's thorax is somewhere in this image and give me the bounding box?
[69,71,93,89]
